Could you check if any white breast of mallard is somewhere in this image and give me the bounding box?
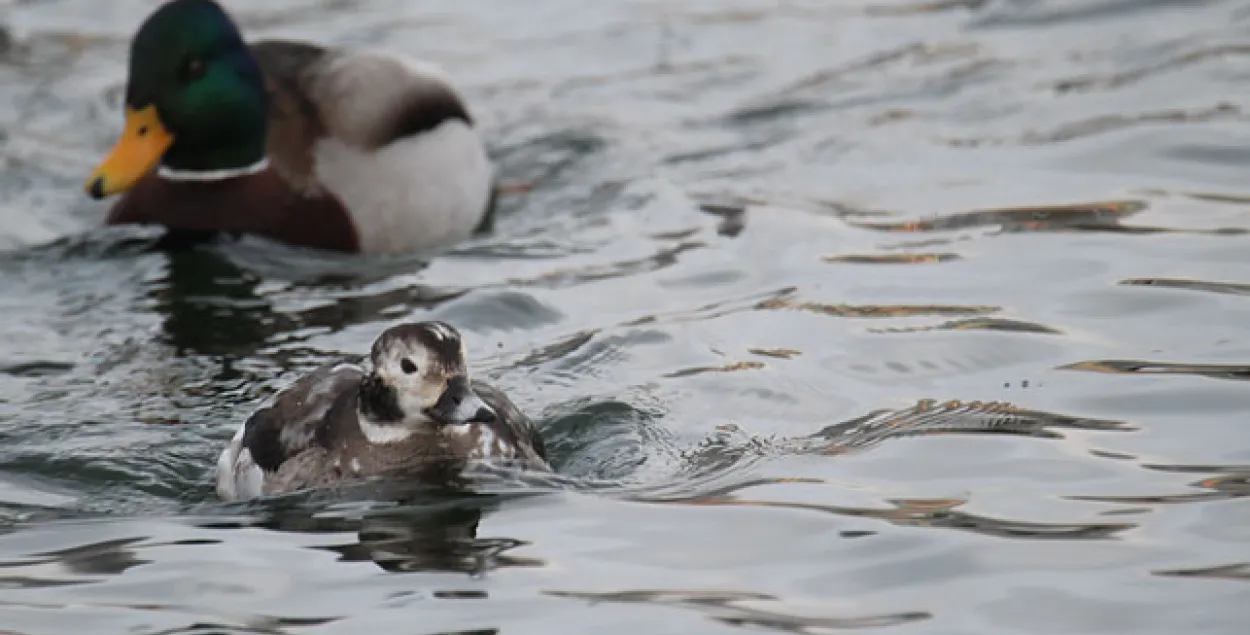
[307,53,493,255]
[313,123,491,254]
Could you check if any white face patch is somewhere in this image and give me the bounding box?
[372,339,440,419]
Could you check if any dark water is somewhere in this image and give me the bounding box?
[2,0,1249,632]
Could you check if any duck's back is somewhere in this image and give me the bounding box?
[215,360,363,501]
[452,380,549,465]
[249,39,495,254]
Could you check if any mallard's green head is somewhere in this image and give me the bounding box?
[86,0,268,198]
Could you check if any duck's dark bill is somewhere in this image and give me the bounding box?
[428,376,498,426]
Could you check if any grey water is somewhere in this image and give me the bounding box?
[1,0,1249,633]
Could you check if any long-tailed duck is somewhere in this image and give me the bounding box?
[215,321,549,501]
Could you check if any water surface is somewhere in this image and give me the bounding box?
[1,0,1248,633]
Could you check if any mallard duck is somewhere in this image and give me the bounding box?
[86,0,495,254]
[215,321,550,501]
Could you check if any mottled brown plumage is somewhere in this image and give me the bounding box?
[216,322,549,501]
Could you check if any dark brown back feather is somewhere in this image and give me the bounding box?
[248,40,330,193]
[240,361,364,472]
[251,38,473,152]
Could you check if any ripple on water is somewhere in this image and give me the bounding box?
[544,589,933,631]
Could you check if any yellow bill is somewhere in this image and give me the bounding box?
[85,104,173,199]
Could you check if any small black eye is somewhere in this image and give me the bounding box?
[178,57,207,85]
[400,358,417,375]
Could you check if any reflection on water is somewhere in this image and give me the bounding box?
[673,494,1134,541]
[847,200,1148,234]
[758,296,1000,319]
[1119,277,1250,297]
[1156,562,1250,582]
[546,589,932,632]
[1061,359,1250,382]
[809,399,1133,448]
[151,244,466,357]
[1069,465,1250,506]
[0,537,150,591]
[823,252,962,265]
[1,0,1249,633]
[311,505,543,575]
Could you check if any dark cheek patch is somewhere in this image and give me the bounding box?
[359,375,404,422]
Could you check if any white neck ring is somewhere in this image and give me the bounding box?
[158,158,270,182]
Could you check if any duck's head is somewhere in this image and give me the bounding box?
[358,321,499,432]
[86,0,268,199]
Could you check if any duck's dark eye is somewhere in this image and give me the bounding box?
[400,358,417,375]
[177,57,207,85]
